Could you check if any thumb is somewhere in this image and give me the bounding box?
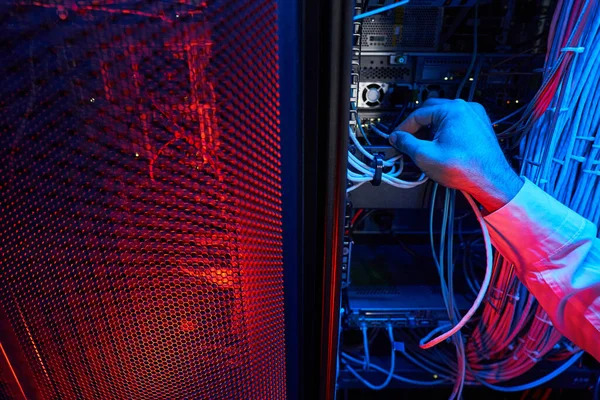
[389,130,432,161]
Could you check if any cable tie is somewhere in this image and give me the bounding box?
[525,348,541,357]
[561,46,585,53]
[576,136,595,141]
[552,158,565,165]
[535,315,553,326]
[570,155,586,162]
[506,293,520,302]
[524,347,539,358]
[488,293,501,302]
[583,169,600,176]
[547,107,569,112]
[592,144,600,149]
[371,154,384,186]
[527,353,539,363]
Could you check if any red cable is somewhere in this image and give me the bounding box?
[350,209,365,227]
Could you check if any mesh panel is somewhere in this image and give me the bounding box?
[0,362,19,400]
[0,1,286,399]
[360,7,441,50]
[360,66,411,81]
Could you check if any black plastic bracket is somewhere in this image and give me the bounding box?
[371,154,383,186]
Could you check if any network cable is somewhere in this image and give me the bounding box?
[341,325,396,390]
[465,0,597,382]
[455,4,479,100]
[353,0,410,21]
[471,352,583,392]
[491,104,528,126]
[346,0,596,393]
[346,126,428,192]
[342,351,447,387]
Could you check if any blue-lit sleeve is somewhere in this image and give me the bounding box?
[483,178,600,361]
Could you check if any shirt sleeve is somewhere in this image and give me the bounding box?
[483,178,600,361]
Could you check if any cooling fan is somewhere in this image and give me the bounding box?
[359,82,388,108]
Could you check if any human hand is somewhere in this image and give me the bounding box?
[389,98,524,212]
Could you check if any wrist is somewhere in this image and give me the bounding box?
[471,169,524,213]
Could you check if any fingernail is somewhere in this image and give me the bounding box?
[389,132,397,146]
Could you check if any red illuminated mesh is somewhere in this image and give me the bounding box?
[0,1,285,399]
[0,359,20,399]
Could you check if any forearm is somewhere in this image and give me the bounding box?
[483,179,600,361]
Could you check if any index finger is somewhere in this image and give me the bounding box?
[396,104,446,134]
[422,98,452,107]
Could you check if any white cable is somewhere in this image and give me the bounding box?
[340,325,396,390]
[347,181,367,193]
[349,127,400,167]
[341,352,445,386]
[347,95,429,191]
[349,127,376,161]
[361,324,371,370]
[348,152,428,189]
[370,125,390,139]
[419,192,493,349]
[491,104,528,125]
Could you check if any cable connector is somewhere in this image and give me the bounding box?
[371,154,384,186]
[561,46,585,53]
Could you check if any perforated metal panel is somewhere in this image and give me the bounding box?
[360,66,411,81]
[360,7,442,51]
[0,1,286,399]
[0,361,20,400]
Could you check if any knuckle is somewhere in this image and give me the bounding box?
[470,102,486,114]
[470,102,484,111]
[451,99,468,111]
